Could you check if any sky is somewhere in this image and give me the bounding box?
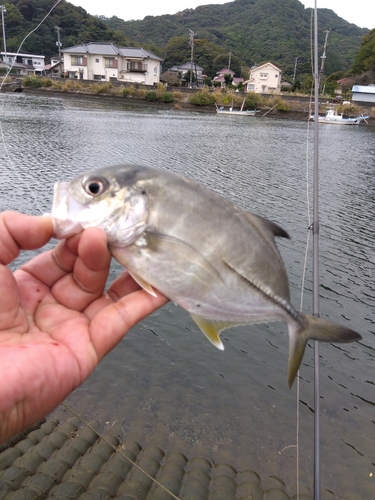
[68,0,374,30]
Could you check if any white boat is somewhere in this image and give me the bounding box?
[216,98,258,116]
[310,107,369,125]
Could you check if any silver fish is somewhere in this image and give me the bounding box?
[51,164,361,387]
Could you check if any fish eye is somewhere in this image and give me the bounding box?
[82,176,108,197]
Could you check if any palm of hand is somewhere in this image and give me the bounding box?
[0,216,167,444]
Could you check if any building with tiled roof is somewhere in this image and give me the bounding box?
[61,42,163,85]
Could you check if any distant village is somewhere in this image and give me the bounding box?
[1,41,374,104]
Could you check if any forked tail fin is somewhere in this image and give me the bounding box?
[287,313,362,388]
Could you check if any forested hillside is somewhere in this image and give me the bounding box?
[2,0,131,59]
[103,0,368,77]
[1,0,369,82]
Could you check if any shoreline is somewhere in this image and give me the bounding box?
[13,86,375,125]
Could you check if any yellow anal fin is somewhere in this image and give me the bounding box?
[190,314,231,351]
[128,270,157,297]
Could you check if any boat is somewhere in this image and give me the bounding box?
[215,98,259,116]
[310,107,369,125]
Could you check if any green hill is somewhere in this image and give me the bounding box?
[2,0,131,60]
[102,0,368,78]
[1,0,368,81]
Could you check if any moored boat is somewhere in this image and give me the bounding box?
[215,98,259,116]
[310,107,369,125]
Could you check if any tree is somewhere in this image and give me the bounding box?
[349,29,375,74]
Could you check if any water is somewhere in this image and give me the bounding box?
[1,92,374,499]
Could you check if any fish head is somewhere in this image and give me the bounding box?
[51,165,148,245]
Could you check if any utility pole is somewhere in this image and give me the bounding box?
[292,57,299,84]
[228,51,231,71]
[55,26,62,75]
[189,29,196,88]
[0,5,7,72]
[319,29,330,93]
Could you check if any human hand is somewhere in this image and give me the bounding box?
[0,211,168,444]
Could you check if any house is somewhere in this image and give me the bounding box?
[45,56,64,76]
[0,52,45,75]
[245,62,282,94]
[212,68,244,87]
[61,43,163,84]
[351,85,375,104]
[166,62,205,86]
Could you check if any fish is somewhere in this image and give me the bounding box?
[50,164,362,387]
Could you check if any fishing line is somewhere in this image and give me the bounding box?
[0,0,63,215]
[294,9,316,500]
[0,0,63,90]
[61,402,181,500]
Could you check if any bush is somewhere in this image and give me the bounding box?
[40,77,53,87]
[144,90,158,101]
[276,99,291,112]
[61,80,84,92]
[189,90,215,106]
[161,92,174,103]
[337,103,362,115]
[23,75,43,88]
[245,92,261,109]
[92,82,113,94]
[121,85,136,97]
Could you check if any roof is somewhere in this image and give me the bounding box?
[216,68,235,75]
[250,62,282,73]
[213,75,244,84]
[352,85,375,94]
[62,42,162,61]
[117,47,163,61]
[0,51,45,59]
[169,62,204,71]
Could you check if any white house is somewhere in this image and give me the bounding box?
[245,62,282,94]
[62,42,163,84]
[0,52,45,75]
[351,85,375,104]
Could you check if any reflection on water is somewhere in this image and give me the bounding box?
[1,93,374,498]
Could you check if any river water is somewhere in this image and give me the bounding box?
[0,93,374,499]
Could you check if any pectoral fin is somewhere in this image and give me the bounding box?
[190,314,240,351]
[128,270,157,297]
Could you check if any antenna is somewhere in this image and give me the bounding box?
[189,29,196,88]
[319,29,330,93]
[313,2,321,499]
[0,5,7,72]
[55,25,62,75]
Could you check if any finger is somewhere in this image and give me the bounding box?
[51,228,111,311]
[89,288,169,360]
[20,234,81,288]
[0,212,53,266]
[0,266,26,332]
[107,270,142,299]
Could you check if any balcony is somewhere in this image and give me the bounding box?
[126,62,147,73]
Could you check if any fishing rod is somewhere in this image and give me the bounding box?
[313,2,321,499]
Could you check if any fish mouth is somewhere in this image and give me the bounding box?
[50,181,85,239]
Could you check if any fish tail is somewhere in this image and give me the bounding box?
[287,313,361,388]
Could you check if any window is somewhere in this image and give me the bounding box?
[260,73,268,78]
[95,58,99,63]
[247,84,255,91]
[275,73,278,78]
[105,58,117,68]
[71,56,87,66]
